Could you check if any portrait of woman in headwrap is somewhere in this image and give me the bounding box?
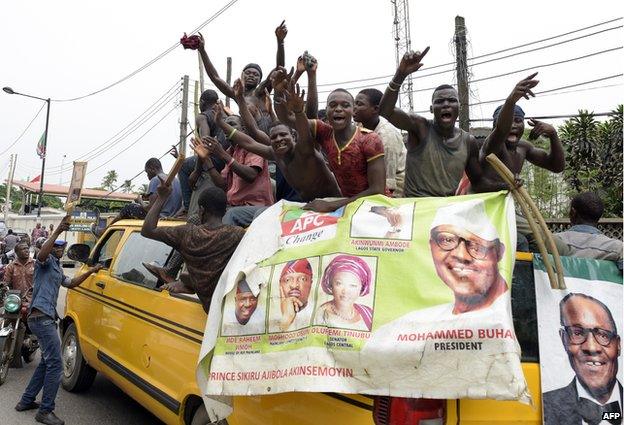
[314,255,374,331]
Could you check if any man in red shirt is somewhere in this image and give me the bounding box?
[200,114,274,226]
[274,71,386,213]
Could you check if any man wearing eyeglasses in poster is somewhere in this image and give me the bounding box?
[427,199,509,316]
[543,293,622,425]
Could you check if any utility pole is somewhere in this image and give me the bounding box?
[454,16,470,132]
[3,154,17,223]
[391,0,413,111]
[225,57,232,108]
[179,75,189,156]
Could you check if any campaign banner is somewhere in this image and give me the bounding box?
[197,192,530,419]
[65,161,87,211]
[535,256,623,425]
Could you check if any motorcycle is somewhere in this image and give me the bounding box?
[0,284,39,385]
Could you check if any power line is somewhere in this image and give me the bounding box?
[315,17,623,88]
[468,74,623,107]
[395,45,623,95]
[45,82,181,175]
[403,74,623,113]
[468,25,622,69]
[0,103,46,157]
[469,17,622,61]
[51,0,239,103]
[470,112,616,122]
[82,104,180,178]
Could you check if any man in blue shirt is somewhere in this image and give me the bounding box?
[15,216,102,425]
[144,158,182,218]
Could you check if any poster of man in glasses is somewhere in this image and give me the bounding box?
[536,268,623,425]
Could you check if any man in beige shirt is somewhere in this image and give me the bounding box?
[354,88,406,197]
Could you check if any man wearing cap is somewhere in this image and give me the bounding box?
[428,199,509,315]
[272,258,314,332]
[221,279,264,336]
[16,216,102,425]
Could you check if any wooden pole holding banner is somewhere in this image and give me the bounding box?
[486,154,565,290]
[64,161,88,214]
[164,154,186,187]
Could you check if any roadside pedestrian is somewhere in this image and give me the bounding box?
[15,216,102,425]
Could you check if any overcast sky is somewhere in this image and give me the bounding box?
[1,0,622,191]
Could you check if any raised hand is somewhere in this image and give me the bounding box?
[271,66,294,94]
[202,136,226,158]
[197,32,205,49]
[397,47,430,77]
[275,20,287,42]
[509,73,539,103]
[527,118,556,140]
[233,78,245,100]
[284,82,305,113]
[169,145,179,159]
[190,137,210,160]
[156,176,172,199]
[296,55,306,74]
[212,101,225,122]
[58,215,71,232]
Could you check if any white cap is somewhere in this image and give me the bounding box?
[430,199,500,242]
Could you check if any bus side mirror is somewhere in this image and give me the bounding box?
[67,244,91,264]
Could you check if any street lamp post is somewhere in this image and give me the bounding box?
[3,86,51,217]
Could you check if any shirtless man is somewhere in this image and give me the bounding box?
[207,79,341,202]
[474,73,565,192]
[195,21,287,117]
[378,48,482,197]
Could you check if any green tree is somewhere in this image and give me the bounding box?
[101,170,118,191]
[559,106,623,217]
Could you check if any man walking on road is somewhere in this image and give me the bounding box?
[15,216,102,425]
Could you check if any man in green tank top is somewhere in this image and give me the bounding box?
[378,47,482,197]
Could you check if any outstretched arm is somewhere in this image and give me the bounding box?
[232,80,271,146]
[213,101,273,159]
[275,20,287,67]
[305,56,318,119]
[189,138,227,189]
[38,215,70,263]
[480,73,539,160]
[197,33,235,99]
[142,180,174,240]
[379,48,430,140]
[272,67,297,127]
[525,119,565,172]
[285,82,315,156]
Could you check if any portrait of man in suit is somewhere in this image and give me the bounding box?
[543,293,622,425]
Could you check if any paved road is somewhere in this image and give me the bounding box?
[1,269,163,425]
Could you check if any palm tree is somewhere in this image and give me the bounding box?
[101,170,119,191]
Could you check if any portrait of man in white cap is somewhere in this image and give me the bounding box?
[221,279,265,336]
[429,198,508,315]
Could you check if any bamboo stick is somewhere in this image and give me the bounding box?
[485,154,566,290]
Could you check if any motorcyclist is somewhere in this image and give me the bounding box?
[0,242,34,302]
